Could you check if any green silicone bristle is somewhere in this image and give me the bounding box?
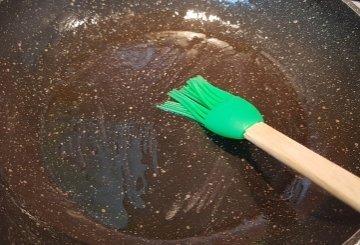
[157,76,234,124]
[157,101,197,121]
[157,75,263,139]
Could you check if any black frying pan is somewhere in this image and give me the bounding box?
[0,0,359,244]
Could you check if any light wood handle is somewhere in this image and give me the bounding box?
[244,122,360,212]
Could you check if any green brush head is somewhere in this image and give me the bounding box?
[157,76,264,139]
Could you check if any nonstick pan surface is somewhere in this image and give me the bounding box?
[0,0,359,244]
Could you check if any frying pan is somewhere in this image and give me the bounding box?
[0,0,359,244]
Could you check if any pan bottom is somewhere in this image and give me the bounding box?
[40,26,308,240]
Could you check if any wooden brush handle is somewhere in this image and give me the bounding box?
[244,122,360,212]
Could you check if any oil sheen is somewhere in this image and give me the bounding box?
[40,13,308,240]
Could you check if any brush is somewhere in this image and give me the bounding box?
[157,75,360,212]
